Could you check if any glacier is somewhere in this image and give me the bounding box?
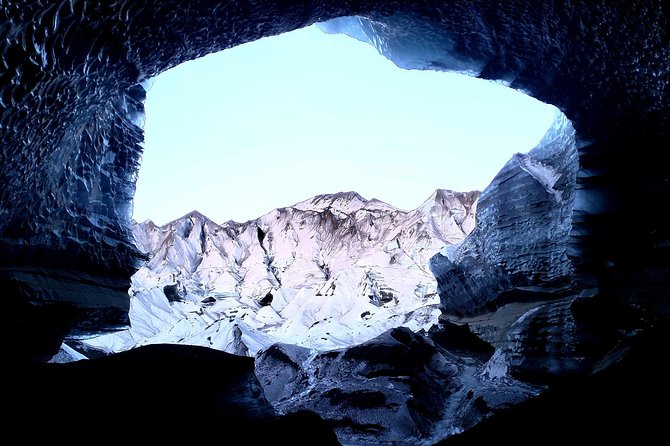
[79,189,479,356]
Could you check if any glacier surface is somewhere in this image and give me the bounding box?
[80,190,479,356]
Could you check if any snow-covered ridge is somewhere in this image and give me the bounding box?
[81,190,479,357]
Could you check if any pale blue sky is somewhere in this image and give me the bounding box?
[134,24,556,225]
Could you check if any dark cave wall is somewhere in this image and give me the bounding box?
[0,1,668,346]
[0,1,323,302]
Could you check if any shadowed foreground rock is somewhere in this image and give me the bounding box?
[6,344,340,444]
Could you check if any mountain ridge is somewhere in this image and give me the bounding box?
[134,188,479,228]
[82,188,480,356]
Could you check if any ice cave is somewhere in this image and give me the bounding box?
[1,2,668,445]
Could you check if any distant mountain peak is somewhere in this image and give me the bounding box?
[182,209,211,221]
[293,191,369,214]
[421,188,480,207]
[326,191,366,200]
[135,218,157,228]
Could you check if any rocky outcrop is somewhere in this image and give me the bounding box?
[255,326,539,445]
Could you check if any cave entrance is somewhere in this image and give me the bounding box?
[132,22,558,226]
[83,19,573,358]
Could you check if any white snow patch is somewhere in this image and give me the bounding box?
[517,155,563,203]
[479,349,510,382]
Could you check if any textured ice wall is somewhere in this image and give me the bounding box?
[429,112,577,316]
[428,113,588,378]
[0,2,321,308]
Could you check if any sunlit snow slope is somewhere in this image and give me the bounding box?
[83,190,478,356]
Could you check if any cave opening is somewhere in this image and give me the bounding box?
[132,22,559,226]
[81,19,578,358]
